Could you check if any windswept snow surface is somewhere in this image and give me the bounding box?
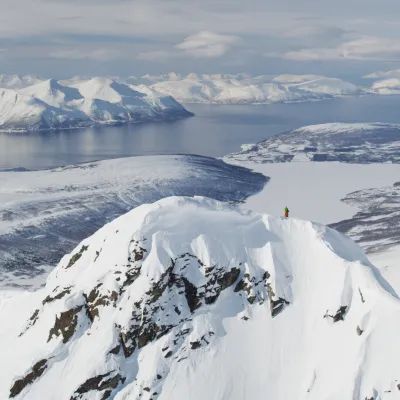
[225,123,400,164]
[1,196,400,400]
[0,78,192,132]
[0,155,267,288]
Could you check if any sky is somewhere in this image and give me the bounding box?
[2,0,400,81]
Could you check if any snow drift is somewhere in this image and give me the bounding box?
[2,196,400,400]
[0,78,192,132]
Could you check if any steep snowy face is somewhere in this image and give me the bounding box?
[3,197,400,400]
[225,122,400,164]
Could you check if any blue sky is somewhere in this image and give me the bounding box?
[2,0,400,80]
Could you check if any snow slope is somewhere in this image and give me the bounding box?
[0,155,267,288]
[225,122,400,164]
[2,196,400,400]
[0,78,192,132]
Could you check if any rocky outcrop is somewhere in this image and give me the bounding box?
[10,359,47,398]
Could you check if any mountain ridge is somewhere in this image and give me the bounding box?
[2,196,400,399]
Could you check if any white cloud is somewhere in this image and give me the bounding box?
[175,31,240,58]
[270,36,400,61]
[363,69,400,79]
[49,48,121,61]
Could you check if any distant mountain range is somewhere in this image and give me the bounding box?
[0,77,192,132]
[0,71,400,131]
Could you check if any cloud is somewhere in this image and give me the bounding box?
[284,25,347,39]
[49,48,121,61]
[269,36,400,61]
[175,31,240,58]
[363,69,400,79]
[137,50,170,62]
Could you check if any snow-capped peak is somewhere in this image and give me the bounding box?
[2,196,400,399]
[19,79,83,107]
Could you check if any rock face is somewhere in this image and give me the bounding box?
[2,196,400,400]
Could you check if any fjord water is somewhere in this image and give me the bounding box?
[1,95,400,170]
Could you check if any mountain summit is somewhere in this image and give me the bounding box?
[2,197,400,399]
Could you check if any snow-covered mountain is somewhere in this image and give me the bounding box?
[0,78,192,132]
[0,155,267,288]
[2,196,400,399]
[224,122,400,164]
[146,74,360,104]
[0,74,43,89]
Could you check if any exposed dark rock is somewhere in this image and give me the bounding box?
[157,375,162,380]
[20,308,40,336]
[10,359,47,398]
[357,326,363,336]
[190,341,201,349]
[48,305,83,343]
[71,372,125,400]
[241,316,249,321]
[324,306,348,322]
[143,387,151,392]
[164,351,173,358]
[174,306,181,315]
[94,249,102,262]
[65,245,89,269]
[85,284,118,321]
[109,345,121,355]
[359,288,365,303]
[132,246,147,262]
[182,277,200,312]
[270,298,289,318]
[42,286,72,305]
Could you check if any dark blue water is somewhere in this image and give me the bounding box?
[1,95,400,169]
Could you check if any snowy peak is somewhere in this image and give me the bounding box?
[71,77,145,103]
[3,197,400,399]
[20,79,83,107]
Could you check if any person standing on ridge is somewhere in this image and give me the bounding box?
[284,206,289,218]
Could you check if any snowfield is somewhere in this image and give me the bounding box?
[0,155,267,288]
[2,196,400,400]
[0,78,192,132]
[224,122,400,164]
